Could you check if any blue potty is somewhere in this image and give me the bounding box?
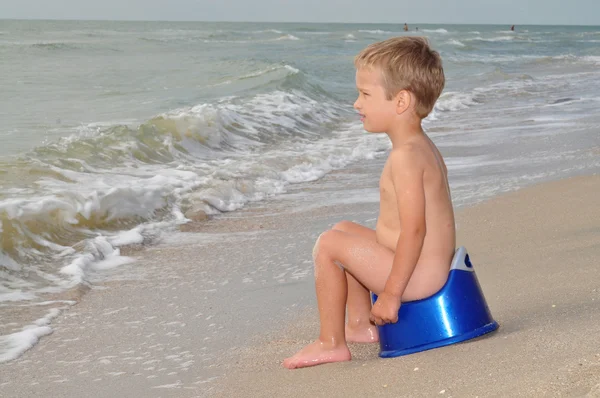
[371,247,498,358]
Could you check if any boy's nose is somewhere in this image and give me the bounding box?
[353,99,360,110]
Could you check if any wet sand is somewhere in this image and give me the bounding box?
[1,175,600,397]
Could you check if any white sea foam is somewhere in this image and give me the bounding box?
[470,36,515,42]
[299,31,331,35]
[434,92,480,112]
[209,64,299,87]
[108,228,145,247]
[446,156,511,171]
[253,29,283,34]
[0,308,63,363]
[239,64,299,80]
[275,34,300,41]
[60,237,132,280]
[0,291,37,302]
[91,255,136,271]
[358,30,393,35]
[422,28,449,34]
[0,251,21,271]
[447,39,465,47]
[581,56,600,65]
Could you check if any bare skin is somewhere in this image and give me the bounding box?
[283,65,456,369]
[333,221,381,344]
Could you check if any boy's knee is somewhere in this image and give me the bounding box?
[312,229,340,260]
[332,220,354,232]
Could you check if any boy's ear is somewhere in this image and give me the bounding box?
[395,90,412,115]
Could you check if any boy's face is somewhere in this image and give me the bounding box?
[353,67,398,133]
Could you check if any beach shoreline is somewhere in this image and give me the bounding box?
[1,173,600,397]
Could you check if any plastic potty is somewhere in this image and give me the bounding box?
[371,247,498,358]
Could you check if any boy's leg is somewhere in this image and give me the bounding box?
[332,221,380,343]
[283,227,394,369]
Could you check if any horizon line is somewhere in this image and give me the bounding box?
[1,18,599,27]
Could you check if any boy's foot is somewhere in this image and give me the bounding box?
[345,324,379,343]
[283,340,351,369]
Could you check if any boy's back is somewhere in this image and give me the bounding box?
[376,134,455,301]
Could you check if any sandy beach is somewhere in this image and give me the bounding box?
[1,173,599,397]
[213,175,600,398]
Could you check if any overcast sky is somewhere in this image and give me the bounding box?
[3,0,599,25]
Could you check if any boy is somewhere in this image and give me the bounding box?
[283,37,456,369]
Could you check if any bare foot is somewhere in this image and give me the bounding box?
[345,324,379,343]
[283,340,351,369]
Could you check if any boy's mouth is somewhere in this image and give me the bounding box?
[359,113,365,121]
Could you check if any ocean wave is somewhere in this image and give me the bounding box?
[527,54,600,66]
[275,34,300,41]
[252,29,283,34]
[469,36,515,42]
[213,63,300,87]
[0,73,372,310]
[358,29,394,35]
[434,91,481,112]
[298,31,332,35]
[0,118,388,300]
[443,67,598,107]
[421,28,449,34]
[581,56,600,65]
[446,39,466,47]
[200,35,301,44]
[448,52,600,67]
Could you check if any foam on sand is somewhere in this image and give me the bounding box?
[0,308,65,363]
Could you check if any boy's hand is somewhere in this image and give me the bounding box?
[370,292,402,326]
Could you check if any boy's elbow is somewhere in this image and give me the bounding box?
[414,225,427,240]
[401,224,426,241]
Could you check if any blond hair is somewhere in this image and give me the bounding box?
[354,37,445,118]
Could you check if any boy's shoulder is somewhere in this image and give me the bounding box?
[387,140,427,172]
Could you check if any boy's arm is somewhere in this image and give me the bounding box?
[370,146,426,325]
[383,146,426,299]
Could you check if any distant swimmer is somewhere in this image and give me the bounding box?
[416,27,419,31]
[510,25,515,31]
[404,23,409,32]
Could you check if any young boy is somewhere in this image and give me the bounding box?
[283,37,456,369]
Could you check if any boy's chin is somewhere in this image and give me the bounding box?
[363,126,386,134]
[362,121,387,134]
